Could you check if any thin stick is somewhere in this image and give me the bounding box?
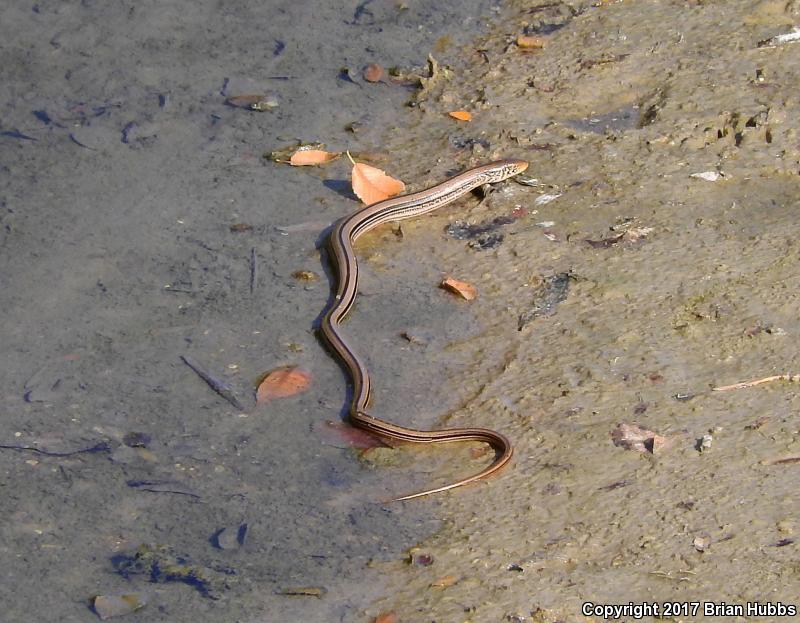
[249,247,257,294]
[180,355,245,410]
[712,374,800,391]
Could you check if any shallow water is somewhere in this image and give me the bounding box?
[0,1,502,621]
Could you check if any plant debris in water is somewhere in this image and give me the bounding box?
[112,544,235,600]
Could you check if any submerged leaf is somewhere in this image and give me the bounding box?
[363,63,384,82]
[256,366,311,404]
[313,420,386,449]
[290,149,340,166]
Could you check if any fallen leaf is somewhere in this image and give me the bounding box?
[290,149,340,166]
[256,366,311,404]
[373,613,398,623]
[364,63,384,82]
[440,277,477,301]
[610,422,670,453]
[693,534,711,551]
[431,574,458,588]
[92,594,148,620]
[313,420,386,449]
[448,110,472,121]
[517,35,546,49]
[350,159,405,205]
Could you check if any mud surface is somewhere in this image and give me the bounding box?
[4,1,800,622]
[360,1,800,621]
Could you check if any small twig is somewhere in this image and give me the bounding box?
[126,479,201,498]
[249,247,257,294]
[180,355,246,410]
[0,441,110,456]
[712,374,800,391]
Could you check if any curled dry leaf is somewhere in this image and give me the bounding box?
[373,613,398,623]
[611,422,671,454]
[448,110,472,121]
[693,534,711,552]
[440,277,477,301]
[516,35,546,49]
[350,161,405,205]
[290,149,340,166]
[256,366,311,405]
[363,63,384,82]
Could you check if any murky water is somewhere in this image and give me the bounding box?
[0,1,502,621]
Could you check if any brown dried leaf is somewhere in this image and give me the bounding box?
[440,277,477,301]
[448,110,472,121]
[351,161,405,205]
[256,366,311,404]
[364,63,384,82]
[610,422,670,454]
[373,613,398,623]
[693,534,711,552]
[290,149,340,166]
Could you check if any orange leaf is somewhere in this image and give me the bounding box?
[440,277,477,301]
[448,110,472,121]
[313,420,386,450]
[363,63,384,82]
[372,613,397,623]
[351,161,405,205]
[516,34,546,49]
[290,149,340,166]
[256,366,311,404]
